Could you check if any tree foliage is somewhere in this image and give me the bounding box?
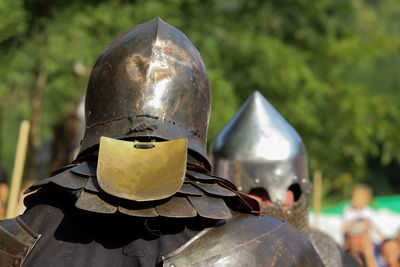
[1,0,399,203]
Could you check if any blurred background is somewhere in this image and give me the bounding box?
[0,0,399,218]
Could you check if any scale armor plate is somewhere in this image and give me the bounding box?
[24,161,258,220]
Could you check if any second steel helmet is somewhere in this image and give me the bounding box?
[210,91,345,267]
[211,91,310,205]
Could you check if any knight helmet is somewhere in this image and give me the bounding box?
[210,91,311,225]
[79,17,211,169]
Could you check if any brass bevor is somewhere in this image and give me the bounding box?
[97,137,187,201]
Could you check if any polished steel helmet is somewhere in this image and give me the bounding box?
[210,91,309,205]
[79,18,211,168]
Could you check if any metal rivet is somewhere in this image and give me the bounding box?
[238,186,243,191]
[254,178,260,184]
[301,178,307,183]
[287,210,292,215]
[293,175,298,181]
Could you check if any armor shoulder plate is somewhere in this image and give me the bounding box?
[0,216,40,267]
[162,213,324,267]
[307,228,343,267]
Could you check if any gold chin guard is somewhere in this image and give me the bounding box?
[97,137,187,202]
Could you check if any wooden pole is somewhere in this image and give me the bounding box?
[312,170,322,228]
[6,120,30,219]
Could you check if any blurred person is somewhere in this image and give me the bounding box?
[343,184,380,266]
[343,221,378,267]
[50,97,84,171]
[211,91,359,267]
[0,19,324,266]
[379,230,400,267]
[0,166,8,219]
[343,184,375,234]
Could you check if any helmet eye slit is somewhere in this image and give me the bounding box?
[248,188,270,204]
[288,183,302,202]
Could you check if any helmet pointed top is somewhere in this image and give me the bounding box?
[211,91,304,161]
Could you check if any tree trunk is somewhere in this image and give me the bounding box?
[25,70,47,184]
[31,71,46,150]
[0,107,2,163]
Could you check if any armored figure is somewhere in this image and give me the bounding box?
[211,91,359,267]
[0,19,324,266]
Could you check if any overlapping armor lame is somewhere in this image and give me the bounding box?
[24,156,256,220]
